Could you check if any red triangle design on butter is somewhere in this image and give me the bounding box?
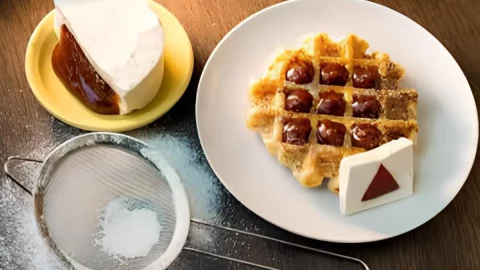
[362,164,400,202]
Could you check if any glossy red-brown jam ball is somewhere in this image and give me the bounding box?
[316,91,346,116]
[352,94,381,119]
[285,89,313,113]
[282,118,312,145]
[286,59,315,84]
[351,123,381,149]
[320,63,349,86]
[353,66,379,89]
[317,120,347,146]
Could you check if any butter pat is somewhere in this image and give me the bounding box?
[339,138,414,216]
[53,0,165,115]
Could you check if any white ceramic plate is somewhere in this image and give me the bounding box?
[196,0,478,243]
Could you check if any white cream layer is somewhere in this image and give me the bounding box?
[53,0,165,115]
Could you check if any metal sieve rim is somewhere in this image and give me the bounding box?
[33,132,191,270]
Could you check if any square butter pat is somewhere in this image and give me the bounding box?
[339,137,414,216]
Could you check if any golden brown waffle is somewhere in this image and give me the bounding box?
[246,33,418,193]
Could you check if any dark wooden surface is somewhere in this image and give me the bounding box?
[1,0,479,269]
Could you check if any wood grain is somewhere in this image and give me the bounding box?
[1,0,479,269]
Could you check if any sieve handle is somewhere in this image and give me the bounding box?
[183,218,370,270]
[3,156,42,196]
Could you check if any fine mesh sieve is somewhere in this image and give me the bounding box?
[4,132,370,270]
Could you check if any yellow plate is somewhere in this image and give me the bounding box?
[25,1,194,132]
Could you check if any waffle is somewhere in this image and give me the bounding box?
[246,33,418,194]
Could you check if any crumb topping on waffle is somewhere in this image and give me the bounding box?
[246,33,418,191]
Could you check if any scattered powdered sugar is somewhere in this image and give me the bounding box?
[94,196,162,259]
[1,124,231,269]
[187,222,214,248]
[0,179,68,270]
[131,132,224,222]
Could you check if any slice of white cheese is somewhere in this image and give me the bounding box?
[53,0,165,115]
[339,138,414,216]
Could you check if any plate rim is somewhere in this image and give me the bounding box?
[196,0,479,243]
[25,0,194,132]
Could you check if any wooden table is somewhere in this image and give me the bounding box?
[1,0,479,269]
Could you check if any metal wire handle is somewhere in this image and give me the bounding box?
[186,219,369,270]
[4,156,42,195]
[4,156,369,270]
